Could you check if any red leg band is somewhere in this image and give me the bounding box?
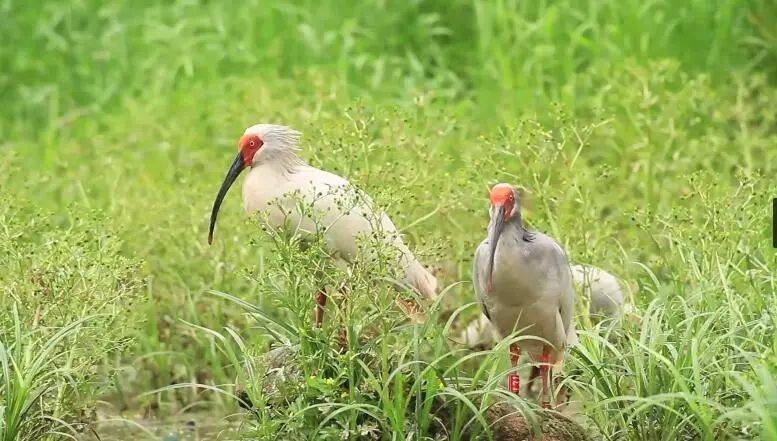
[508,374,520,393]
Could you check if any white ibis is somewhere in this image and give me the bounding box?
[472,183,577,408]
[208,124,437,330]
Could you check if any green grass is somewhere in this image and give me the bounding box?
[1,308,95,441]
[1,0,775,439]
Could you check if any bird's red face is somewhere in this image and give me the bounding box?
[238,134,264,167]
[489,183,515,221]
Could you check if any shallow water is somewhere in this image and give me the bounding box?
[79,411,240,441]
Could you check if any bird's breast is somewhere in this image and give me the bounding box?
[488,240,544,302]
[242,166,287,214]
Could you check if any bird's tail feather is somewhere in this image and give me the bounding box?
[404,256,438,300]
[390,252,437,323]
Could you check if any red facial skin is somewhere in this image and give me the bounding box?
[238,134,264,166]
[489,184,515,221]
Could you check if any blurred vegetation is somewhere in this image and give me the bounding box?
[0,0,775,439]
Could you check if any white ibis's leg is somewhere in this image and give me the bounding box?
[539,345,552,409]
[337,286,348,353]
[338,328,347,354]
[314,289,327,328]
[316,286,348,353]
[508,344,521,394]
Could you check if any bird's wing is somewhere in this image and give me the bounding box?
[472,241,492,321]
[553,241,578,346]
[532,232,577,347]
[294,165,438,299]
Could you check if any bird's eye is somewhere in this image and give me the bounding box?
[249,140,256,147]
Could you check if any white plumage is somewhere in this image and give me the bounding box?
[241,127,437,298]
[570,264,625,318]
[208,125,437,323]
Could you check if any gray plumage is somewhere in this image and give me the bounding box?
[461,264,627,350]
[472,184,577,362]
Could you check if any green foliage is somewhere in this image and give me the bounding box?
[0,0,774,439]
[0,310,95,441]
[1,0,773,131]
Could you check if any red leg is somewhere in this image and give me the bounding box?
[539,345,552,409]
[338,328,348,354]
[314,289,327,328]
[508,344,521,394]
[337,286,349,353]
[314,287,348,354]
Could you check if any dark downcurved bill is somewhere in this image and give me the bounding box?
[208,152,245,244]
[486,205,505,292]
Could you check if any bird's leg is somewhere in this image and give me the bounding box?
[508,344,521,394]
[314,286,348,354]
[539,345,552,409]
[528,365,540,393]
[337,286,348,354]
[314,288,327,328]
[338,328,347,354]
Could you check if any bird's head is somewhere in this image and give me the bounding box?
[489,183,519,222]
[207,124,301,245]
[485,183,520,291]
[238,124,301,167]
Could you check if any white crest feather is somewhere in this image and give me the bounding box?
[244,124,304,170]
[244,124,301,151]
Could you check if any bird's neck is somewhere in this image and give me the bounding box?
[507,210,523,229]
[256,147,305,173]
[506,212,529,234]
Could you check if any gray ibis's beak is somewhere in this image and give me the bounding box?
[208,152,245,245]
[486,205,505,292]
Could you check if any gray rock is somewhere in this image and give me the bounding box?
[260,344,303,406]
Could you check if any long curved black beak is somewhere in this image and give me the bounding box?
[486,205,505,292]
[208,152,245,245]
